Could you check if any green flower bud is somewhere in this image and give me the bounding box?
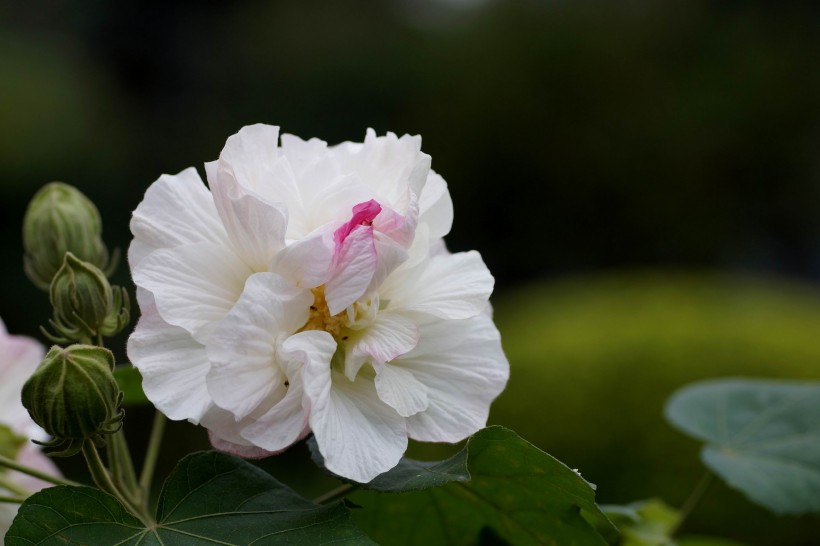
[21,345,124,457]
[23,182,116,291]
[46,253,130,344]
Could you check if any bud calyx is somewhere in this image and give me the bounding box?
[22,345,124,457]
[46,253,130,344]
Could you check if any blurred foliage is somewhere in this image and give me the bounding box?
[490,270,820,545]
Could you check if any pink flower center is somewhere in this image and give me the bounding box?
[333,199,382,246]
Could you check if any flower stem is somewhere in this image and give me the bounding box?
[313,483,360,505]
[139,411,165,496]
[110,429,140,501]
[82,442,154,527]
[671,470,715,536]
[0,454,79,487]
[0,475,30,497]
[0,495,26,504]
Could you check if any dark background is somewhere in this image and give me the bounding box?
[1,0,819,544]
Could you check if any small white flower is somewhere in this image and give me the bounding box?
[0,318,62,539]
[128,124,508,482]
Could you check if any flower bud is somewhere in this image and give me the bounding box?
[23,182,115,290]
[21,345,124,457]
[46,253,130,343]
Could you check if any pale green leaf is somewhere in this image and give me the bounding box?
[665,378,820,515]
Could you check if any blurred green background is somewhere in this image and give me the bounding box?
[1,1,819,544]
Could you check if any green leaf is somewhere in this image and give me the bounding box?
[113,364,149,405]
[665,378,820,515]
[6,450,375,545]
[602,499,678,546]
[601,499,750,546]
[345,426,614,546]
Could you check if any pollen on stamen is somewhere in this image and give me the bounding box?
[300,286,348,339]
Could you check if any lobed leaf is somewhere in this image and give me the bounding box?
[314,426,615,546]
[665,378,820,515]
[7,450,374,545]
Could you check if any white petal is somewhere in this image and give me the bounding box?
[208,432,275,459]
[325,225,378,315]
[213,186,288,272]
[385,250,494,320]
[332,129,431,209]
[0,321,45,439]
[11,442,63,493]
[398,315,508,443]
[239,381,310,453]
[375,364,429,418]
[304,361,407,483]
[368,232,410,294]
[206,273,312,420]
[126,301,212,423]
[129,167,228,267]
[270,227,334,288]
[238,330,337,452]
[344,312,419,380]
[201,406,274,459]
[132,242,251,342]
[217,124,282,194]
[418,171,453,240]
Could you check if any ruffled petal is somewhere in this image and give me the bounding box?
[206,273,312,420]
[384,250,494,320]
[332,129,431,210]
[126,299,212,423]
[398,315,508,443]
[212,187,288,272]
[418,171,453,241]
[201,405,275,459]
[270,227,335,288]
[215,124,282,195]
[344,312,419,380]
[208,432,276,460]
[375,364,429,418]
[325,225,378,315]
[129,167,229,267]
[132,242,251,342]
[238,330,336,452]
[303,359,406,483]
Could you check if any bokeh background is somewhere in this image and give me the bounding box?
[1,0,819,544]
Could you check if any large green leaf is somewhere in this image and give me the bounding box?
[665,378,820,515]
[6,451,374,545]
[342,426,615,546]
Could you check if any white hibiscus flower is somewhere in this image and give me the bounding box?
[128,124,508,482]
[0,319,62,539]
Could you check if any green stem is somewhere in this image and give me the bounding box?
[110,430,140,501]
[313,483,360,505]
[0,475,31,497]
[671,471,715,536]
[139,411,166,496]
[0,454,79,487]
[0,495,26,504]
[82,442,153,527]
